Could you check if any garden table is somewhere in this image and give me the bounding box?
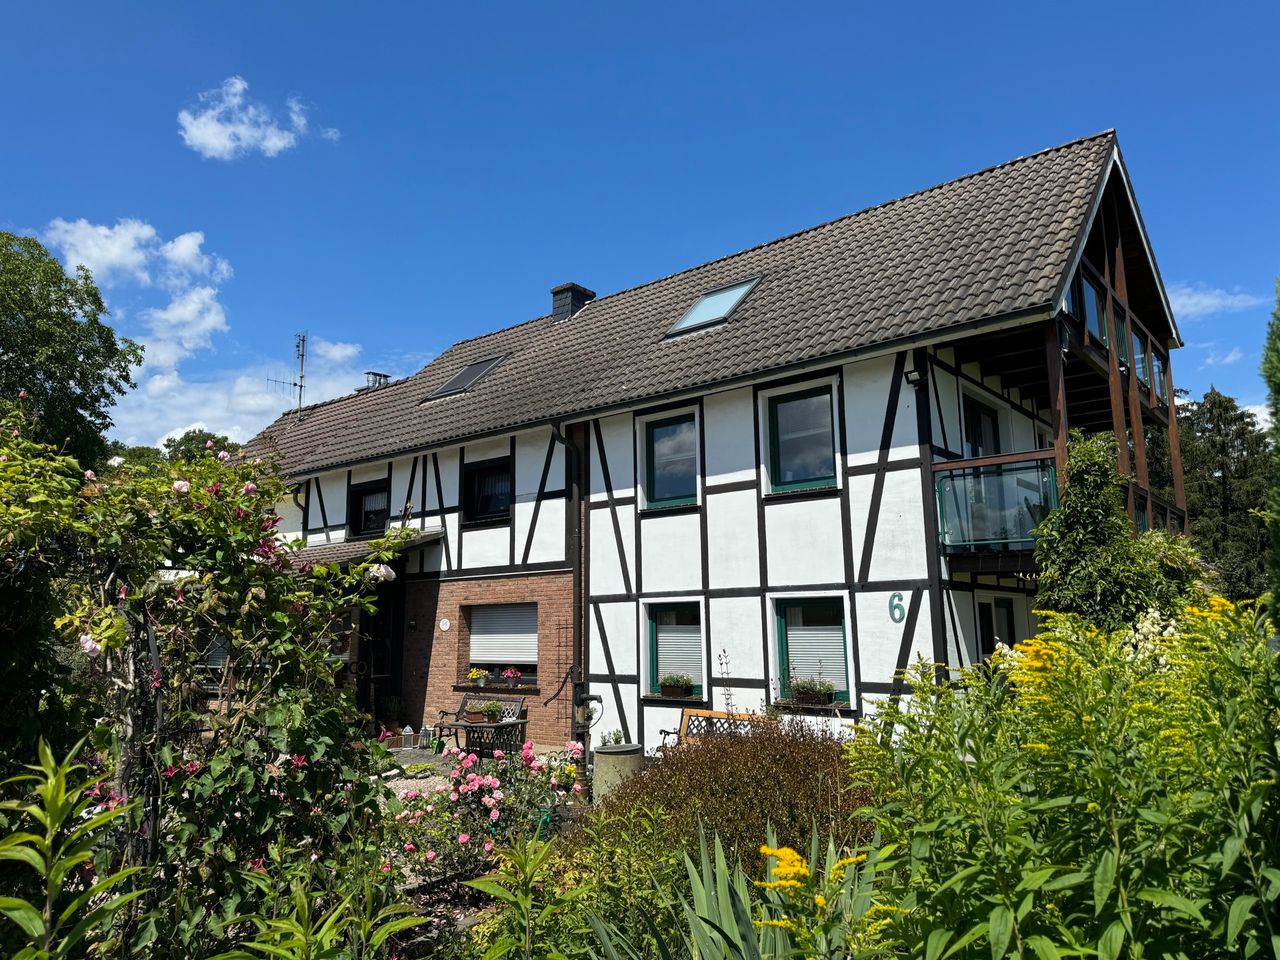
[435,717,527,758]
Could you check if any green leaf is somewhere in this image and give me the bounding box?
[1136,888,1207,923]
[989,905,1013,959]
[463,877,519,904]
[925,927,954,960]
[1025,935,1061,960]
[1227,895,1257,945]
[1098,919,1126,960]
[1093,850,1116,916]
[1016,867,1058,892]
[0,897,45,939]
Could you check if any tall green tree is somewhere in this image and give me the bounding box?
[1035,431,1201,630]
[1175,387,1269,600]
[161,427,239,463]
[1263,279,1280,610]
[0,232,141,465]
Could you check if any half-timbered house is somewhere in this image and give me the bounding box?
[246,129,1186,748]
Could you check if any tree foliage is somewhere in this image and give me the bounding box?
[1262,278,1280,610]
[0,404,416,958]
[1176,387,1270,600]
[0,232,141,466]
[1034,431,1201,631]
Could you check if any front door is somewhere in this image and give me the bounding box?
[357,579,404,722]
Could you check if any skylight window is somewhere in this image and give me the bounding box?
[669,277,759,335]
[429,355,505,399]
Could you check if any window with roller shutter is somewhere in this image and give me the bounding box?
[468,603,538,678]
[776,599,849,701]
[647,603,703,695]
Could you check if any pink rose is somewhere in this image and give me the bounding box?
[243,482,258,496]
[458,833,470,845]
[493,749,505,759]
[83,469,96,481]
[79,633,101,658]
[17,389,26,398]
[172,480,190,494]
[449,791,459,801]
[573,782,583,794]
[380,862,391,873]
[403,842,416,853]
[484,840,494,853]
[489,809,500,821]
[217,450,230,462]
[205,440,215,449]
[426,849,437,861]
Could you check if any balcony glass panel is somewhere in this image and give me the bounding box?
[936,460,1059,551]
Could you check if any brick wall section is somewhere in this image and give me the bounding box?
[401,571,575,746]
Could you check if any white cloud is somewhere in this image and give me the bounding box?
[44,214,395,448]
[312,337,361,364]
[45,218,235,376]
[142,286,228,368]
[320,127,341,142]
[44,218,157,286]
[1244,404,1273,430]
[1203,346,1244,366]
[1168,282,1266,320]
[110,361,385,448]
[159,231,232,284]
[177,76,338,161]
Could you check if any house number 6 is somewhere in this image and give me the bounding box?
[888,592,905,624]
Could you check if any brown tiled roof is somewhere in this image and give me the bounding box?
[247,131,1115,476]
[296,528,443,568]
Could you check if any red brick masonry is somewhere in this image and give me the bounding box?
[401,571,575,745]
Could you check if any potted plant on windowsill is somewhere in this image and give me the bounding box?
[501,666,522,688]
[790,677,836,706]
[467,667,488,687]
[658,673,696,698]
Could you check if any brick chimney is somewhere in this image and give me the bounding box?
[550,282,596,322]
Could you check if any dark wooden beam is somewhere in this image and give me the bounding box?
[1044,320,1069,493]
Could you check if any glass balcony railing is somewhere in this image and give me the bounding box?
[935,458,1059,551]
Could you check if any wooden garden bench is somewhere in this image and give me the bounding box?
[435,695,528,758]
[659,708,776,747]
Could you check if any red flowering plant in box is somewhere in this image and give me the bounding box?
[387,740,587,881]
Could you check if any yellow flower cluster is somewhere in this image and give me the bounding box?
[1187,596,1234,622]
[756,845,810,891]
[828,853,866,879]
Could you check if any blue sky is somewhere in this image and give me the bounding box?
[3,2,1277,445]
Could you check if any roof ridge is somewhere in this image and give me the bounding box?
[578,129,1117,309]
[250,129,1116,443]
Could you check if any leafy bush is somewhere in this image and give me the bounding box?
[387,741,585,883]
[847,599,1280,959]
[0,739,142,960]
[599,722,870,875]
[1034,431,1202,630]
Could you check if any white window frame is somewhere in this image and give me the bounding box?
[642,596,707,698]
[635,405,701,511]
[757,376,842,495]
[468,603,539,666]
[767,590,853,702]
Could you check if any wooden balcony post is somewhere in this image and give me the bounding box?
[1043,319,1069,493]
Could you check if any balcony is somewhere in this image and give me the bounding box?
[934,452,1058,553]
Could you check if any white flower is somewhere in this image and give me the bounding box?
[107,456,125,467]
[364,563,396,583]
[172,480,191,495]
[79,633,101,658]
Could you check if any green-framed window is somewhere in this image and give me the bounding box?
[768,386,836,493]
[647,603,703,695]
[644,413,697,508]
[1114,305,1131,366]
[1082,275,1108,348]
[776,598,849,701]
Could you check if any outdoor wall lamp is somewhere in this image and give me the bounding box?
[904,364,925,386]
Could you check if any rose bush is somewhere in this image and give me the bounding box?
[387,740,586,883]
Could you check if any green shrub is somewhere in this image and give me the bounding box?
[1035,431,1202,630]
[600,721,870,875]
[848,598,1280,959]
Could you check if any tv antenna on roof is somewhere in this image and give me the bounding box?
[267,333,307,417]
